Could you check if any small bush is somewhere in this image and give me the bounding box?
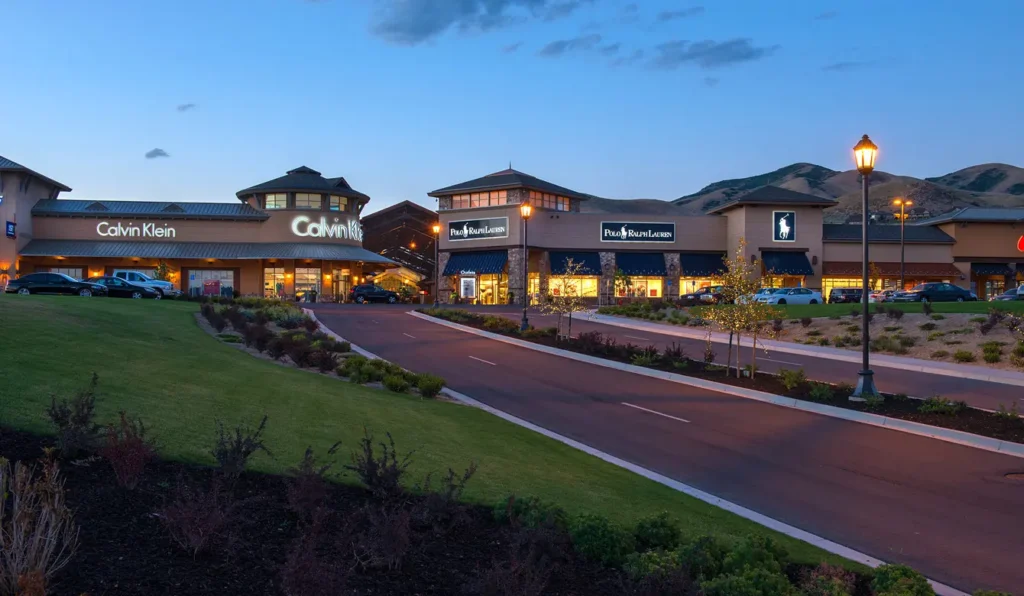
[414,463,478,533]
[701,566,794,596]
[864,395,885,410]
[926,331,945,341]
[494,495,569,531]
[969,316,987,324]
[930,350,949,359]
[100,411,156,490]
[416,374,445,399]
[922,301,933,316]
[886,309,904,321]
[772,318,784,334]
[817,337,830,346]
[279,512,348,596]
[722,534,788,575]
[800,562,856,596]
[883,325,902,332]
[662,342,687,363]
[350,504,412,571]
[47,372,101,459]
[286,443,341,519]
[918,397,967,415]
[778,368,807,392]
[1013,342,1024,358]
[623,549,683,582]
[984,351,1001,363]
[211,415,271,484]
[287,342,313,368]
[158,475,237,557]
[930,314,945,320]
[208,312,227,332]
[266,337,287,360]
[302,316,319,332]
[569,514,635,567]
[871,563,934,596]
[898,336,917,348]
[944,339,964,346]
[806,329,823,337]
[633,512,681,551]
[678,535,727,580]
[832,336,847,347]
[800,317,812,328]
[918,322,937,331]
[630,352,658,367]
[953,350,976,363]
[344,430,412,501]
[808,382,834,402]
[482,316,521,334]
[995,402,1021,421]
[835,382,855,396]
[383,374,411,393]
[312,348,337,373]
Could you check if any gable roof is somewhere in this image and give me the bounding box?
[0,154,71,192]
[32,199,269,221]
[428,168,589,201]
[704,185,837,214]
[235,166,371,203]
[912,207,1024,225]
[360,200,437,224]
[822,224,955,244]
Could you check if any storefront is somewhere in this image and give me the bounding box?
[0,162,393,299]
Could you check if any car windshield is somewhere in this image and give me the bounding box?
[772,289,789,295]
[757,288,774,294]
[910,284,927,291]
[54,273,78,282]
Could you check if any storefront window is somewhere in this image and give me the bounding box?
[982,277,1006,300]
[620,277,663,298]
[294,267,321,297]
[189,270,234,297]
[329,195,348,211]
[821,277,882,297]
[295,193,323,209]
[459,276,477,300]
[449,191,507,210]
[528,272,540,305]
[332,268,351,299]
[265,193,286,209]
[264,267,285,298]
[528,191,569,211]
[478,273,508,305]
[549,276,599,298]
[50,267,84,280]
[679,277,712,295]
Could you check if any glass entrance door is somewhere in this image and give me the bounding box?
[264,267,285,298]
[460,276,476,301]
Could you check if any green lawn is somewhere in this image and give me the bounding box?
[694,300,1024,320]
[0,295,853,568]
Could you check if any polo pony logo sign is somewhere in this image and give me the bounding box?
[773,211,796,242]
[600,221,675,243]
[448,217,509,242]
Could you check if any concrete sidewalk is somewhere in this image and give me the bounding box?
[586,312,1024,388]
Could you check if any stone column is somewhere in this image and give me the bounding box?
[508,247,526,305]
[664,253,680,300]
[538,250,551,298]
[599,251,616,303]
[437,252,452,303]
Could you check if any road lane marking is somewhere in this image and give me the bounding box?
[402,333,416,339]
[469,356,497,366]
[763,357,803,366]
[622,402,690,423]
[624,334,651,341]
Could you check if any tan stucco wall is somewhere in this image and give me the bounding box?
[1,172,64,275]
[724,205,825,287]
[823,242,953,263]
[941,222,1024,260]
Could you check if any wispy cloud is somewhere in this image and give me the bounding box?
[822,60,873,72]
[538,34,602,57]
[619,2,640,23]
[656,6,704,23]
[145,148,169,159]
[611,49,644,67]
[814,10,838,20]
[703,76,719,87]
[651,39,780,70]
[176,103,197,112]
[599,42,621,56]
[503,41,524,53]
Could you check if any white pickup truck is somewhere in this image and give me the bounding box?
[112,270,179,297]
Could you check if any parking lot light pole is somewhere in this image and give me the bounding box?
[893,198,912,290]
[851,134,879,400]
[432,223,441,307]
[520,202,533,331]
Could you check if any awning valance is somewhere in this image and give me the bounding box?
[550,251,601,276]
[442,250,508,276]
[972,262,1014,276]
[18,240,394,263]
[615,252,666,276]
[679,252,726,277]
[761,251,814,276]
[823,261,962,277]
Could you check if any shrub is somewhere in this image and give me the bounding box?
[678,535,727,580]
[414,463,478,534]
[209,312,228,332]
[969,316,987,324]
[918,397,967,415]
[344,430,412,501]
[302,316,319,332]
[312,348,337,373]
[0,457,79,595]
[287,342,313,368]
[926,331,945,341]
[383,374,411,393]
[828,314,841,320]
[871,564,934,596]
[278,314,304,329]
[722,534,789,575]
[333,340,351,353]
[568,514,636,567]
[494,495,569,531]
[416,374,445,399]
[953,350,976,363]
[930,350,949,359]
[482,316,521,334]
[835,381,855,396]
[995,402,1021,421]
[800,563,856,596]
[1013,342,1024,358]
[1012,354,1024,369]
[349,504,412,571]
[984,351,1001,363]
[623,549,683,582]
[930,314,945,320]
[576,331,604,353]
[47,372,101,459]
[778,368,807,392]
[211,415,271,484]
[158,475,238,557]
[662,342,687,363]
[918,322,937,331]
[922,301,933,316]
[832,336,847,347]
[633,512,681,551]
[800,317,812,328]
[887,309,904,321]
[898,336,917,348]
[973,592,1012,596]
[883,326,901,332]
[772,318,784,334]
[100,411,156,490]
[864,394,886,410]
[630,352,658,367]
[701,566,795,596]
[280,512,348,596]
[806,329,822,337]
[817,337,830,346]
[808,382,834,402]
[286,443,342,519]
[266,337,287,360]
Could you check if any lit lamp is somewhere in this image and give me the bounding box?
[432,223,441,307]
[851,134,879,400]
[519,202,533,331]
[893,198,913,290]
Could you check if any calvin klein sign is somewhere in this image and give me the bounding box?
[448,217,509,242]
[772,211,795,242]
[600,221,675,243]
[97,221,177,238]
[291,215,363,241]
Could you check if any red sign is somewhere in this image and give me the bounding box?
[1017,235,1024,252]
[203,280,221,296]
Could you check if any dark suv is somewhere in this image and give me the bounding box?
[680,285,726,306]
[828,288,863,304]
[5,272,107,297]
[349,284,400,304]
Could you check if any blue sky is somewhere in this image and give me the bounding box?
[4,0,1022,213]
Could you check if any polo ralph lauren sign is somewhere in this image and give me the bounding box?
[772,211,795,242]
[600,221,675,243]
[448,217,509,242]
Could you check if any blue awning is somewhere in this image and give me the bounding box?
[972,262,1013,276]
[550,251,602,276]
[761,251,814,276]
[680,252,726,277]
[615,252,666,276]
[443,250,508,276]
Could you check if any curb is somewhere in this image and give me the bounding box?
[586,313,1024,388]
[409,311,1024,461]
[307,309,968,596]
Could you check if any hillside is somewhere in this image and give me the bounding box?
[926,164,1024,195]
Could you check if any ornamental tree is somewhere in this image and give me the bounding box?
[542,258,590,340]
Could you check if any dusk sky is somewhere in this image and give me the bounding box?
[5,0,1022,213]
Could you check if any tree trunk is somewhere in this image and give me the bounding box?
[726,330,734,373]
[735,332,742,378]
[568,310,573,339]
[750,331,758,379]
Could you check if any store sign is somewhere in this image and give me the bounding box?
[772,211,795,242]
[448,217,509,242]
[600,221,675,243]
[96,221,176,238]
[291,215,363,241]
[5,221,15,238]
[1017,235,1024,252]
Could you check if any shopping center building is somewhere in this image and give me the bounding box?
[0,158,392,298]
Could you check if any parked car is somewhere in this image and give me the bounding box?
[738,287,777,304]
[756,287,823,305]
[892,282,977,303]
[827,288,863,304]
[4,272,107,297]
[679,285,725,306]
[349,284,399,304]
[990,290,1021,302]
[86,276,162,299]
[112,270,179,297]
[869,289,896,303]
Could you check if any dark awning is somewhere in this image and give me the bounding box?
[18,240,394,263]
[550,251,601,276]
[972,262,1013,276]
[679,252,726,277]
[443,250,508,276]
[615,252,666,276]
[823,261,962,277]
[761,251,814,276]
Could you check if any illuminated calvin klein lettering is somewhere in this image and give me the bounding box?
[96,221,177,238]
[291,215,363,241]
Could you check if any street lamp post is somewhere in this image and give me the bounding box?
[432,223,441,307]
[852,134,879,400]
[520,202,533,331]
[893,198,913,291]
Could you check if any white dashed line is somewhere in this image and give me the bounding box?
[402,333,416,339]
[624,334,651,341]
[469,356,497,366]
[763,357,803,366]
[622,402,690,423]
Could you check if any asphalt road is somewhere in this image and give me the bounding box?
[312,304,1024,592]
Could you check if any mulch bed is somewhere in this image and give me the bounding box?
[0,428,628,596]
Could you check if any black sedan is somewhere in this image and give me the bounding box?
[86,276,162,299]
[5,272,107,297]
[349,283,399,304]
[892,282,978,303]
[679,285,726,306]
